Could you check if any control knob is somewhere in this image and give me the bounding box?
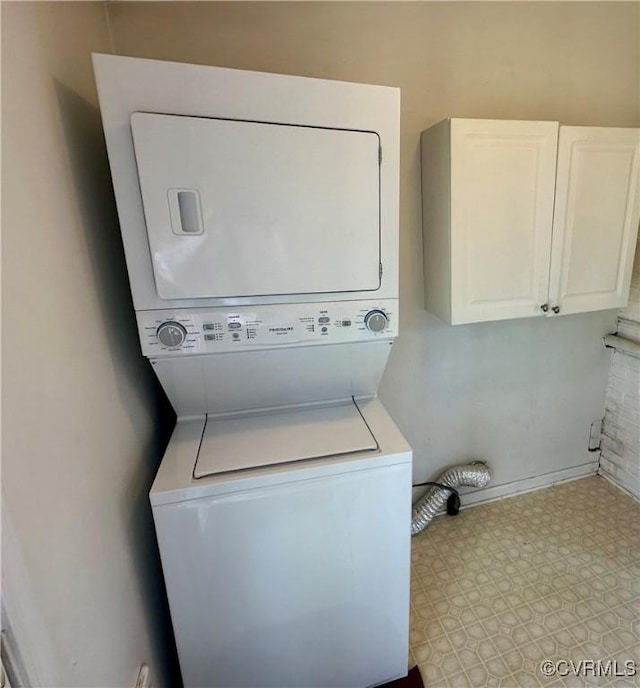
[364,309,388,333]
[157,321,187,348]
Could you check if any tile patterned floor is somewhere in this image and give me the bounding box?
[409,476,640,687]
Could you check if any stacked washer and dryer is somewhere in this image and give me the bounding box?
[94,54,413,688]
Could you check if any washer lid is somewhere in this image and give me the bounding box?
[194,400,378,478]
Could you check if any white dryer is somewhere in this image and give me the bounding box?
[93,54,412,688]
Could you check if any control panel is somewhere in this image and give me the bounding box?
[137,300,397,357]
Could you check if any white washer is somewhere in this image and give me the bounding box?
[151,398,411,688]
[93,54,412,688]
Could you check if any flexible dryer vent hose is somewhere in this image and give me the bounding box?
[411,462,491,535]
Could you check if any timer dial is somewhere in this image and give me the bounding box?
[364,309,388,332]
[157,321,187,347]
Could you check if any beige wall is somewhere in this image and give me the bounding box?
[106,2,639,490]
[1,3,173,686]
[107,2,639,127]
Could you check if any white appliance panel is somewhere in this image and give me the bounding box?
[194,400,377,477]
[152,459,411,688]
[150,340,393,416]
[138,299,396,357]
[131,113,381,300]
[150,397,413,506]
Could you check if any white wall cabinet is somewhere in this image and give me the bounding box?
[421,119,640,324]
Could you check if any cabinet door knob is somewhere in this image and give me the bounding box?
[540,304,549,312]
[552,305,560,314]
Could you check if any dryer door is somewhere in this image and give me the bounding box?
[131,113,381,300]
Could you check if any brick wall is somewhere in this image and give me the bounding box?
[600,246,640,498]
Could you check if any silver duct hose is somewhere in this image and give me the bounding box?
[411,461,491,535]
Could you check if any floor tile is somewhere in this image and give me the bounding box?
[410,476,640,687]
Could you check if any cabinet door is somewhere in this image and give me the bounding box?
[450,119,559,323]
[548,127,640,316]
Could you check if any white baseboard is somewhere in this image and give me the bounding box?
[413,460,600,516]
[459,460,600,508]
